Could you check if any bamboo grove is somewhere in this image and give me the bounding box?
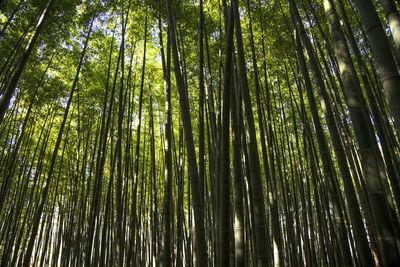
[0,0,400,266]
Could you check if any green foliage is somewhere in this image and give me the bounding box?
[1,0,400,266]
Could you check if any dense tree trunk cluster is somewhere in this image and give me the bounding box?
[0,0,400,266]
